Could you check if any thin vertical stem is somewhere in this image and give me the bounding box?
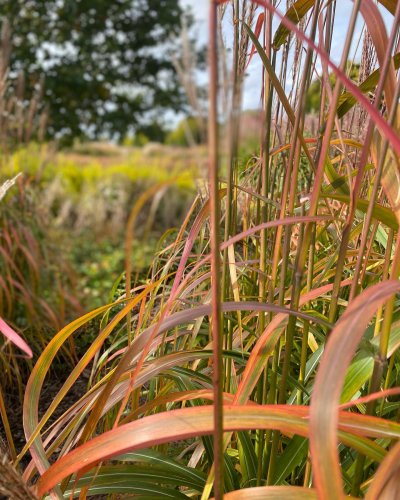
[209,1,223,498]
[267,0,321,484]
[256,4,273,484]
[223,0,240,395]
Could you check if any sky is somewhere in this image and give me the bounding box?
[179,0,394,110]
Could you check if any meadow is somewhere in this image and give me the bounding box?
[1,1,400,499]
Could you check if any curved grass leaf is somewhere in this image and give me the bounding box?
[179,215,333,293]
[64,478,188,499]
[310,281,400,499]
[36,404,398,496]
[273,0,315,49]
[22,281,164,474]
[23,300,327,480]
[63,463,203,498]
[366,440,400,499]
[337,55,400,118]
[340,387,400,411]
[81,300,328,444]
[117,449,206,489]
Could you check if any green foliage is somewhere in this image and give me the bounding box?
[0,0,190,144]
[124,133,149,147]
[166,116,205,146]
[305,62,360,113]
[70,237,156,311]
[135,121,169,145]
[3,144,197,194]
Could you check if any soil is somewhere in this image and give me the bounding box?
[2,370,90,460]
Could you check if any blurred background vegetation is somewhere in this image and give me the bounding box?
[0,1,207,385]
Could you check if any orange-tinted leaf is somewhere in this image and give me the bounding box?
[36,404,393,496]
[22,281,163,474]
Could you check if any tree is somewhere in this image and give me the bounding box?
[0,0,188,144]
[305,62,360,113]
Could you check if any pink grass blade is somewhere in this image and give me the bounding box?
[177,215,334,296]
[222,486,318,499]
[121,390,258,424]
[339,388,400,411]
[0,316,32,358]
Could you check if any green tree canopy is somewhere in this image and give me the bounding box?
[1,0,189,144]
[305,62,360,113]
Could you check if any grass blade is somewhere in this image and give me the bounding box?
[0,316,32,358]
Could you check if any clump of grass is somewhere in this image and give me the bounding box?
[4,1,400,499]
[0,18,82,456]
